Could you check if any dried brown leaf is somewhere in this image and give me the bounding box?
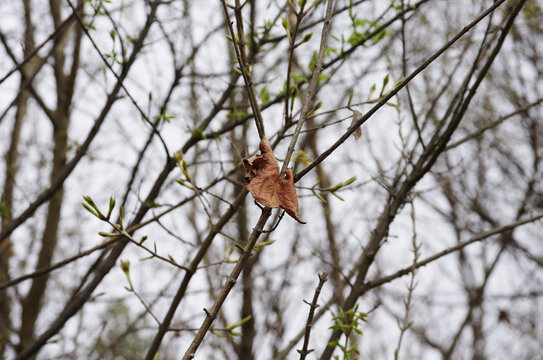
[276,169,305,223]
[243,138,280,208]
[243,138,305,223]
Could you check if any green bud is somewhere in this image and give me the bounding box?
[120,260,130,274]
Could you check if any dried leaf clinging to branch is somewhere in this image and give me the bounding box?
[243,138,305,223]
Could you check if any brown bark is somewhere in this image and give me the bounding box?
[18,113,69,350]
[0,0,36,353]
[18,0,82,352]
[0,77,27,357]
[233,129,255,360]
[227,12,256,355]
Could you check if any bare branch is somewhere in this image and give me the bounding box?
[298,272,328,360]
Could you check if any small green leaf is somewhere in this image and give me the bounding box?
[347,89,354,107]
[181,160,191,181]
[226,107,249,119]
[291,72,308,84]
[173,150,183,162]
[121,260,133,288]
[368,83,376,99]
[211,329,227,338]
[312,190,327,203]
[292,150,312,166]
[259,87,270,104]
[343,176,357,186]
[372,29,389,44]
[98,232,119,237]
[318,73,329,84]
[144,201,162,208]
[225,315,252,331]
[118,204,124,229]
[306,101,322,117]
[290,86,298,100]
[254,240,276,249]
[282,17,291,43]
[82,21,96,30]
[308,51,317,72]
[82,203,99,218]
[153,109,175,123]
[347,31,367,46]
[176,178,192,189]
[83,195,96,209]
[120,260,130,274]
[332,191,345,201]
[295,32,312,48]
[190,128,207,140]
[106,197,115,220]
[379,74,390,97]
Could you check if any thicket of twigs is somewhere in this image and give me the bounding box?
[1,0,542,359]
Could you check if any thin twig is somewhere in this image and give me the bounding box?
[65,0,170,157]
[221,0,266,138]
[143,190,249,360]
[283,0,309,128]
[298,273,328,360]
[0,11,78,86]
[446,97,543,150]
[281,0,335,173]
[362,211,543,294]
[294,0,508,183]
[0,237,120,292]
[126,281,162,326]
[179,8,338,355]
[400,0,425,149]
[0,0,163,245]
[205,1,430,142]
[394,198,420,360]
[277,211,542,360]
[182,207,272,360]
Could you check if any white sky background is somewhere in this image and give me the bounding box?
[1,0,543,359]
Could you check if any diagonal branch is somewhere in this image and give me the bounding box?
[295,0,508,183]
[221,0,266,138]
[281,0,335,173]
[179,4,338,357]
[0,10,78,86]
[181,207,271,360]
[143,190,249,360]
[0,0,161,245]
[298,273,328,360]
[319,1,527,358]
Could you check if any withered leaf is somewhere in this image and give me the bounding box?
[350,110,362,141]
[243,138,280,208]
[243,138,305,223]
